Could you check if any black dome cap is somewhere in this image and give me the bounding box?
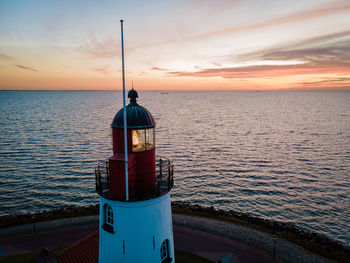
[111,89,155,129]
[128,88,138,103]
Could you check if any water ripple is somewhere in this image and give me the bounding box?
[1,90,350,247]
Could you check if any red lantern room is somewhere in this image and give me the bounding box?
[95,89,173,201]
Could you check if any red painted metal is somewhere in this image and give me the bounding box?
[108,153,136,200]
[112,128,133,154]
[110,128,156,199]
[135,148,156,191]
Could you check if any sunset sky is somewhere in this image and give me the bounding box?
[1,0,350,90]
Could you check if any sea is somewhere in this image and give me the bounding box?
[0,90,349,247]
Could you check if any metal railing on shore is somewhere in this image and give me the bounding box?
[95,157,173,201]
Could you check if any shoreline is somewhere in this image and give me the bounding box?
[172,202,349,263]
[1,202,349,262]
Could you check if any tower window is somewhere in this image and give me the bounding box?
[160,239,172,263]
[102,204,114,233]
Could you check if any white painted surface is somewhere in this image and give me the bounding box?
[99,193,175,263]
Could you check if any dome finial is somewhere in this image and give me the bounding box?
[128,85,138,104]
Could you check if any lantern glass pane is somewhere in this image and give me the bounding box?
[132,129,146,152]
[145,128,155,150]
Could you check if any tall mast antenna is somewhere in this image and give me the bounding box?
[120,19,129,201]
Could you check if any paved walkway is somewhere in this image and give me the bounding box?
[174,225,278,263]
[0,221,279,263]
[0,223,98,256]
[173,214,332,263]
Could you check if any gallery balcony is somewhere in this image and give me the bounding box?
[95,157,174,201]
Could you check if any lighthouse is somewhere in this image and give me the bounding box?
[95,89,175,263]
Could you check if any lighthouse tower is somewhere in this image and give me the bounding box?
[95,89,175,263]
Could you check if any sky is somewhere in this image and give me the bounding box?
[0,0,350,91]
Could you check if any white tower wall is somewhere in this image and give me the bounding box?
[99,192,175,263]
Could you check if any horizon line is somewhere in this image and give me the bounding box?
[1,88,350,92]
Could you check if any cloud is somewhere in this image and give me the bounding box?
[239,30,350,62]
[213,62,222,67]
[90,65,120,75]
[16,64,37,72]
[128,1,350,51]
[168,64,328,79]
[301,77,350,86]
[80,2,349,56]
[91,66,109,75]
[169,30,350,80]
[78,37,120,58]
[0,54,15,61]
[190,1,350,40]
[258,32,350,67]
[168,63,349,80]
[151,67,168,71]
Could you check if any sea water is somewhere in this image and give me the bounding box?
[0,90,349,246]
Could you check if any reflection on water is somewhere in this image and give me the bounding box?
[0,90,349,246]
